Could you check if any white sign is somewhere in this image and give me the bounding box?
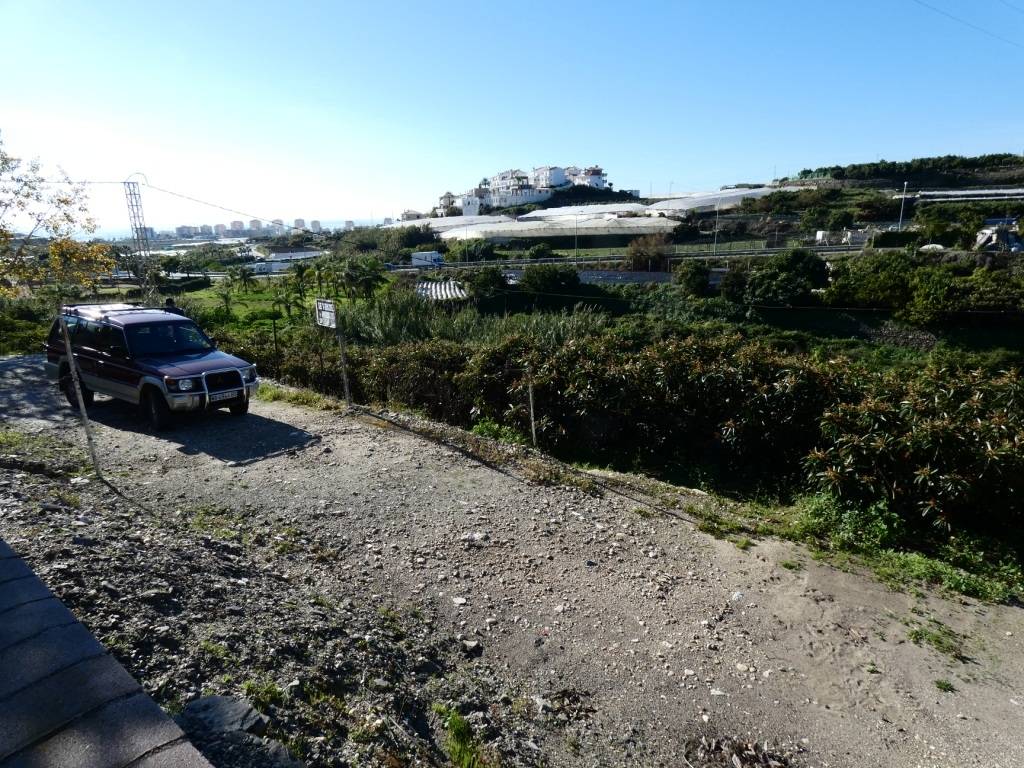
[315,298,336,328]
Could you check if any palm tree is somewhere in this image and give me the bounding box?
[213,285,236,316]
[354,257,387,302]
[237,266,256,293]
[224,266,242,294]
[289,262,311,300]
[310,259,327,297]
[270,278,300,319]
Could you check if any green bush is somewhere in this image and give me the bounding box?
[795,493,904,551]
[674,260,710,297]
[806,366,1023,533]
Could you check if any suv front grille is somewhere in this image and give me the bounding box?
[206,370,243,393]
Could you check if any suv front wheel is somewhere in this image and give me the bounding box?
[60,369,94,409]
[142,388,172,431]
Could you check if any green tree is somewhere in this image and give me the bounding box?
[744,249,826,306]
[160,255,182,276]
[626,234,672,271]
[237,266,256,293]
[826,209,855,231]
[674,259,711,297]
[289,261,311,299]
[463,265,507,298]
[446,238,495,263]
[719,262,749,303]
[0,135,113,296]
[519,264,580,294]
[270,279,300,318]
[213,285,237,316]
[526,242,554,260]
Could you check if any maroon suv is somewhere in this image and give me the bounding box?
[44,303,259,430]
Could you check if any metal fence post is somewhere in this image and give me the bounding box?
[336,326,352,407]
[527,373,537,447]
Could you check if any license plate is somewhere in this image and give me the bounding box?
[209,390,239,402]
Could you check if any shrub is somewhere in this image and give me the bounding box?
[806,366,1024,533]
[519,264,580,294]
[526,243,554,260]
[674,260,710,297]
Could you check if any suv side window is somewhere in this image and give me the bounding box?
[76,320,103,350]
[96,324,128,356]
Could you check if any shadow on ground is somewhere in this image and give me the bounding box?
[0,355,319,466]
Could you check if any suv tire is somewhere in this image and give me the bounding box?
[229,399,249,416]
[60,370,94,408]
[143,388,172,431]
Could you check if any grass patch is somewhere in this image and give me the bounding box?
[188,505,246,542]
[432,704,491,768]
[470,418,528,445]
[242,677,284,712]
[255,383,343,411]
[780,559,804,571]
[199,640,231,662]
[907,618,966,661]
[0,428,87,473]
[934,678,956,693]
[871,549,1018,603]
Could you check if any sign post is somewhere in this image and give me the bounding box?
[315,298,351,407]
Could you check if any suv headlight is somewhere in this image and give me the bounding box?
[167,377,198,392]
[243,366,257,383]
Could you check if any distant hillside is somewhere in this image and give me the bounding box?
[794,153,1024,189]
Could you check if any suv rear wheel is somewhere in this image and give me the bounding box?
[60,369,94,409]
[229,399,249,416]
[142,387,172,431]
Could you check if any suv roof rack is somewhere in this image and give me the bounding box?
[61,303,167,317]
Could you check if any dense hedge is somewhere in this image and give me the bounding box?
[221,320,1023,541]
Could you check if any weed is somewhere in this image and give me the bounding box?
[189,505,245,542]
[255,383,342,411]
[865,663,880,675]
[907,619,966,661]
[242,677,284,711]
[471,418,527,445]
[199,640,231,662]
[432,704,490,768]
[732,536,754,551]
[51,489,81,508]
[780,559,804,571]
[934,679,956,693]
[273,525,301,555]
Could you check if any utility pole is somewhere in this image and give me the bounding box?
[123,181,153,293]
[897,181,908,232]
[713,202,720,256]
[574,213,579,264]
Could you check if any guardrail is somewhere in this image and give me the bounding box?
[400,244,863,271]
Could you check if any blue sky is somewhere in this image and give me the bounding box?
[2,0,1022,233]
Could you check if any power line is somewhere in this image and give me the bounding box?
[38,178,318,234]
[996,0,1024,15]
[909,0,1024,50]
[142,183,315,234]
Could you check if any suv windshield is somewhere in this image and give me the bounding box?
[125,321,214,356]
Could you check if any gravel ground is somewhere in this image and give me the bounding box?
[1,355,1023,768]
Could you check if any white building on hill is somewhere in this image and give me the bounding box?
[452,163,612,215]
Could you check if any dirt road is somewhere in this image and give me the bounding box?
[1,355,1022,767]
